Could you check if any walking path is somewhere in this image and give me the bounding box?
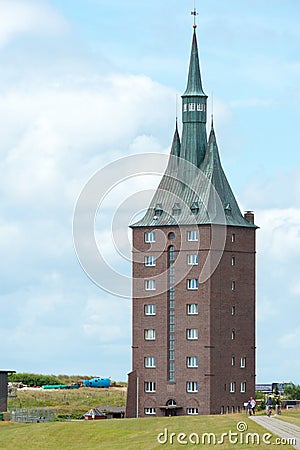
[251,415,300,450]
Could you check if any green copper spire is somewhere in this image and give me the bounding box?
[183,30,206,97]
[181,29,208,167]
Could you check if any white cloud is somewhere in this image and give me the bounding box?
[0,0,67,47]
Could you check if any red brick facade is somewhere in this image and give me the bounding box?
[126,220,256,417]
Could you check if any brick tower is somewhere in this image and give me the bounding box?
[126,20,257,418]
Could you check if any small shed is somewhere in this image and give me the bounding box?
[82,408,107,420]
[0,370,15,412]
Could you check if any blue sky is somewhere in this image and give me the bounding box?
[0,0,300,385]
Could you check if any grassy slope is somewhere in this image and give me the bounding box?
[0,414,296,450]
[8,387,126,416]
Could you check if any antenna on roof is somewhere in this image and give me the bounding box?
[191,0,198,29]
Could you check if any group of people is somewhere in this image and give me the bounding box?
[247,396,281,416]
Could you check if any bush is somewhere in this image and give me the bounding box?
[8,373,62,387]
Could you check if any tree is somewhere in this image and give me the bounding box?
[283,383,300,399]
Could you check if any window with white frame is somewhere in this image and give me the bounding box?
[144,329,156,340]
[187,279,198,290]
[187,328,198,340]
[240,357,246,368]
[187,356,198,368]
[145,279,156,291]
[188,103,196,111]
[230,382,236,393]
[187,381,198,393]
[240,382,246,393]
[187,254,198,265]
[144,408,156,415]
[187,303,198,315]
[145,357,156,368]
[197,104,204,111]
[187,230,199,241]
[145,381,156,392]
[145,231,156,243]
[187,408,199,415]
[145,255,156,267]
[144,304,156,316]
[183,104,187,112]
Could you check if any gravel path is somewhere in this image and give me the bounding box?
[250,415,300,449]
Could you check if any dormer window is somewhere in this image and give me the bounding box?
[190,202,199,214]
[197,104,204,111]
[154,203,163,216]
[225,203,232,216]
[188,103,196,111]
[172,203,181,216]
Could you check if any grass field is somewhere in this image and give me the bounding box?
[0,413,297,450]
[8,387,126,417]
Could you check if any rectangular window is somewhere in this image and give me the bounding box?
[183,104,187,112]
[144,408,156,415]
[231,356,235,367]
[231,233,235,243]
[144,329,156,340]
[230,382,236,393]
[188,254,198,265]
[145,357,156,368]
[231,306,236,316]
[197,104,203,112]
[169,315,175,325]
[231,330,236,340]
[169,341,174,350]
[187,279,198,290]
[187,230,199,241]
[169,351,175,360]
[231,256,235,266]
[145,381,156,393]
[188,103,196,111]
[169,361,175,371]
[187,381,198,393]
[187,408,199,415]
[240,357,246,368]
[187,356,198,368]
[145,232,156,243]
[231,281,236,291]
[145,279,156,291]
[240,382,246,393]
[187,328,198,340]
[187,303,198,315]
[169,324,174,332]
[145,255,156,267]
[144,304,156,316]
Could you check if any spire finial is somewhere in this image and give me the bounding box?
[191,1,198,29]
[211,114,214,130]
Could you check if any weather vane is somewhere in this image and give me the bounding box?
[191,0,199,29]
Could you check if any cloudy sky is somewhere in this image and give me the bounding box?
[1,0,300,385]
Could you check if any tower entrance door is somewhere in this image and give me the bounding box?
[165,399,177,416]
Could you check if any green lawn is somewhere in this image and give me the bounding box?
[0,413,296,450]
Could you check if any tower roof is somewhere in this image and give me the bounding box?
[131,27,256,229]
[182,30,207,97]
